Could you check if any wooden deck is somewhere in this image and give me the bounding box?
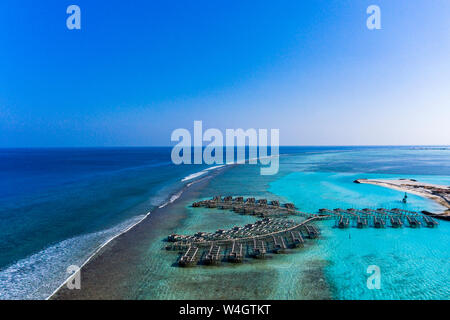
[168,196,439,267]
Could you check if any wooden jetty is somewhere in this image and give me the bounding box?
[290,231,304,248]
[179,246,199,267]
[373,216,386,228]
[252,239,266,259]
[337,216,350,228]
[167,216,319,267]
[167,196,439,268]
[319,207,436,230]
[203,244,221,265]
[356,216,368,228]
[304,225,319,238]
[406,216,421,228]
[272,235,287,253]
[390,216,403,228]
[422,215,438,228]
[192,196,302,218]
[228,241,243,263]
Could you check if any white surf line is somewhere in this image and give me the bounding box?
[181,165,228,182]
[47,156,277,299]
[46,210,152,300]
[158,190,184,208]
[46,169,218,299]
[163,168,227,207]
[181,171,208,182]
[181,153,280,183]
[204,165,226,171]
[186,173,215,187]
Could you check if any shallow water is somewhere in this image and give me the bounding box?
[267,150,449,299]
[0,147,223,299]
[270,170,449,299]
[1,146,449,299]
[152,147,450,299]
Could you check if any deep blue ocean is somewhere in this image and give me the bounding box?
[0,147,210,298]
[0,146,449,299]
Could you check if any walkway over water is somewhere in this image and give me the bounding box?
[165,196,438,267]
[318,207,439,228]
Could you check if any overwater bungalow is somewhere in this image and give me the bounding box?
[179,246,199,267]
[203,244,221,265]
[257,199,268,206]
[228,241,243,263]
[270,200,280,207]
[246,197,256,204]
[284,203,295,209]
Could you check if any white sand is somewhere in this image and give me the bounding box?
[356,178,450,214]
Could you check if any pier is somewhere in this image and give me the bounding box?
[356,216,368,228]
[228,241,243,263]
[319,207,437,229]
[167,215,321,267]
[422,215,438,228]
[166,196,438,267]
[290,231,304,248]
[304,225,319,238]
[338,216,350,228]
[252,239,266,258]
[406,216,421,228]
[390,216,403,228]
[272,235,287,253]
[179,246,199,267]
[192,196,298,218]
[203,244,221,265]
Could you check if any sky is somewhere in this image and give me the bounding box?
[0,0,449,147]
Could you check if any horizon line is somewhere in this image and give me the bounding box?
[1,145,449,149]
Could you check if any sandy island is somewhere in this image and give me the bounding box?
[354,178,450,218]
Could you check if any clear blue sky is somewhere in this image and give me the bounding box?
[1,0,449,147]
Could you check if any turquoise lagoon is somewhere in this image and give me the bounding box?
[1,147,448,299]
[159,147,450,300]
[270,170,449,299]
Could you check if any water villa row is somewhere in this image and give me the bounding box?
[167,216,319,246]
[192,196,439,228]
[168,217,320,267]
[164,196,438,267]
[192,196,297,217]
[319,208,439,228]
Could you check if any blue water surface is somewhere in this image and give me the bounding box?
[0,146,448,299]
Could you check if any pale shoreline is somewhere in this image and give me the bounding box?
[49,165,231,300]
[354,178,450,216]
[49,157,281,299]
